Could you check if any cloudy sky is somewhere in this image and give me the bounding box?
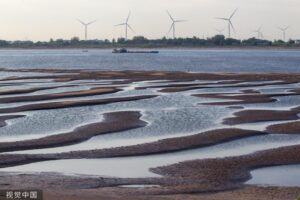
[0,0,299,41]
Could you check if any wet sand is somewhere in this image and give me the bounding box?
[0,95,157,113]
[223,107,300,125]
[267,121,300,134]
[0,111,145,154]
[0,87,121,103]
[0,69,300,200]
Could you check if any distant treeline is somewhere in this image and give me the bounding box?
[0,35,299,48]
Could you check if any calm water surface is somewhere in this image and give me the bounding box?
[247,165,300,187]
[0,49,299,72]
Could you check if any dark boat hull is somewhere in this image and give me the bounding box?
[112,48,159,54]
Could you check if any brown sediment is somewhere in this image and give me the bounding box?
[0,129,265,167]
[227,106,244,109]
[136,83,204,90]
[0,69,300,199]
[0,95,157,114]
[194,89,300,106]
[0,111,146,154]
[2,144,300,198]
[267,121,300,134]
[61,129,264,158]
[0,85,78,96]
[2,68,300,84]
[40,186,300,200]
[151,142,300,194]
[135,80,242,91]
[0,87,121,103]
[0,115,25,127]
[223,106,300,125]
[196,93,275,106]
[157,81,293,93]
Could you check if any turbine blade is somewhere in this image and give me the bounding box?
[230,8,238,19]
[126,11,131,23]
[216,17,228,21]
[175,20,188,23]
[77,19,86,25]
[166,10,174,21]
[115,23,126,26]
[277,27,284,31]
[87,20,97,25]
[127,24,135,33]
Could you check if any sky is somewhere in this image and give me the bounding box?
[0,0,299,41]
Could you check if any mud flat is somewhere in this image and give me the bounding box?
[223,107,300,125]
[0,69,300,200]
[0,95,157,114]
[0,111,146,154]
[0,87,121,103]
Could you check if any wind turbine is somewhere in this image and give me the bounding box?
[166,10,187,39]
[77,19,96,41]
[115,11,134,40]
[253,26,264,39]
[215,27,226,35]
[216,8,238,38]
[278,26,289,41]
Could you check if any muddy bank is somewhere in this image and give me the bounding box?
[0,87,121,103]
[2,68,300,84]
[223,106,300,125]
[0,69,300,199]
[0,85,80,96]
[0,111,146,154]
[195,90,300,106]
[152,143,300,193]
[60,129,264,158]
[41,186,300,200]
[158,81,293,93]
[267,121,300,134]
[0,129,265,168]
[195,92,274,106]
[3,139,300,198]
[135,80,242,91]
[0,95,157,114]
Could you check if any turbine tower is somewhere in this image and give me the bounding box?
[115,11,134,40]
[216,8,238,38]
[278,26,289,41]
[166,10,187,39]
[253,26,264,39]
[77,19,96,41]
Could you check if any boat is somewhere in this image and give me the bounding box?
[112,48,159,54]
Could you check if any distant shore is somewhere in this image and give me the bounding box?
[0,35,299,50]
[0,46,300,51]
